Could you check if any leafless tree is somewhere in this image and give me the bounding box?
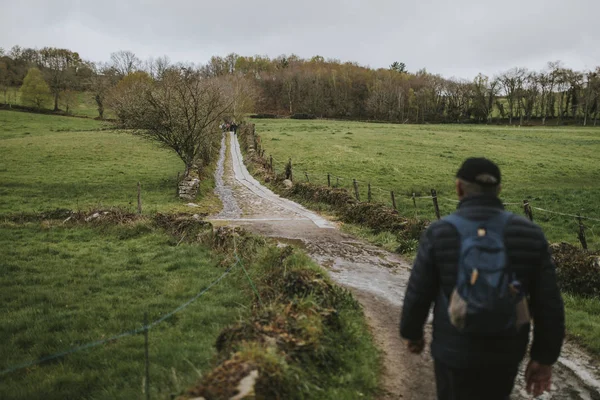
[582,69,600,126]
[110,50,141,78]
[89,62,118,119]
[472,74,499,123]
[110,67,235,178]
[219,74,256,122]
[498,68,527,124]
[536,64,557,125]
[38,47,82,111]
[144,55,171,80]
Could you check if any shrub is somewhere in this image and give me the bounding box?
[250,113,279,119]
[550,242,600,297]
[290,113,316,120]
[20,68,51,109]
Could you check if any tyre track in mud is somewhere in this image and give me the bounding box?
[209,132,600,400]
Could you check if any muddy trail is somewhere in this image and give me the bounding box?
[209,132,600,400]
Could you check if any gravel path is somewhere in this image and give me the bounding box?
[210,132,600,400]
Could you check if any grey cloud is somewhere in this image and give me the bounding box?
[1,0,598,78]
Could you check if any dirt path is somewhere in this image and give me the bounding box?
[209,132,600,400]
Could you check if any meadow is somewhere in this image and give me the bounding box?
[0,110,379,399]
[0,110,240,399]
[251,117,600,356]
[0,222,253,399]
[2,87,115,119]
[253,118,600,249]
[0,111,220,215]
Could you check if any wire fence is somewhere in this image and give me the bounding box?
[261,152,598,250]
[1,236,260,399]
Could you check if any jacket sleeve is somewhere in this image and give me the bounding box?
[400,226,438,341]
[529,235,565,365]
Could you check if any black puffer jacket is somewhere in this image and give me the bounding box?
[400,195,565,368]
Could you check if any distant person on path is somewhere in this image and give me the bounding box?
[231,122,238,135]
[400,158,565,400]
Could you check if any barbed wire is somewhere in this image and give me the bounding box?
[0,260,240,377]
[441,197,460,203]
[532,207,600,222]
[261,147,599,224]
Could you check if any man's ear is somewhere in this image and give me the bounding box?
[456,179,463,199]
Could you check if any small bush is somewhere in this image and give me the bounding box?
[250,113,280,119]
[550,242,600,297]
[290,113,316,120]
[288,182,428,241]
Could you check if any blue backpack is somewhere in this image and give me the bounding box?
[443,211,521,336]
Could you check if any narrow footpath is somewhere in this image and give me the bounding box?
[209,132,600,400]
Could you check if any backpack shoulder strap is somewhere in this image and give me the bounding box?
[482,211,513,237]
[444,211,513,239]
[443,213,480,240]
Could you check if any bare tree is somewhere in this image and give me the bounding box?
[110,67,234,178]
[219,74,256,122]
[224,53,239,74]
[582,69,600,126]
[0,56,8,103]
[472,74,499,123]
[498,68,526,124]
[520,72,539,123]
[110,50,141,78]
[536,65,556,125]
[443,78,473,122]
[144,55,171,80]
[38,47,82,111]
[89,62,118,119]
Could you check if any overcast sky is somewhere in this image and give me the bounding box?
[1,0,598,79]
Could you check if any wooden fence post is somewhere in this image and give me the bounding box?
[175,172,180,197]
[144,312,150,400]
[431,189,440,220]
[327,173,331,187]
[577,215,588,250]
[304,172,310,182]
[353,179,360,201]
[367,183,372,202]
[391,191,397,210]
[412,192,417,216]
[285,158,293,181]
[336,177,339,188]
[523,200,533,221]
[270,155,273,171]
[137,182,142,214]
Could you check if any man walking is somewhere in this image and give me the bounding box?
[400,158,565,399]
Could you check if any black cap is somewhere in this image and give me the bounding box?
[456,158,501,186]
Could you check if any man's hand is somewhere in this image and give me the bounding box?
[406,338,425,354]
[525,360,552,397]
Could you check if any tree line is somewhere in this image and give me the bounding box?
[1,46,600,127]
[0,46,254,180]
[231,56,599,126]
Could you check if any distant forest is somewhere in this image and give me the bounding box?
[1,45,599,125]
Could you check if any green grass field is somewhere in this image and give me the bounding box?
[0,110,239,399]
[0,111,220,215]
[2,87,115,119]
[0,111,380,399]
[253,118,600,249]
[251,117,600,355]
[0,222,253,399]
